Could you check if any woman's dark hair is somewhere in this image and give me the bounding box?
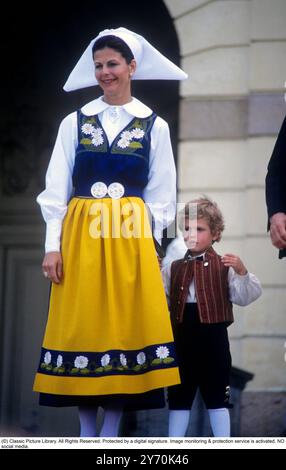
[92,35,134,64]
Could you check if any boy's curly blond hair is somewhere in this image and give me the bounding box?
[179,196,225,242]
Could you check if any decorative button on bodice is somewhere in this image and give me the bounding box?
[107,182,125,199]
[90,182,125,199]
[90,182,108,198]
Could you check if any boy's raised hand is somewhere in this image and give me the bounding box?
[221,254,247,276]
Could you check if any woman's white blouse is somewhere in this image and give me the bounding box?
[37,97,176,253]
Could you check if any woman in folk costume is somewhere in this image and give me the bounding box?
[33,27,187,437]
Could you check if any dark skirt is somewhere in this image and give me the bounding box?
[39,388,165,410]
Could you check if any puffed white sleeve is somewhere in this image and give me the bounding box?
[37,112,77,253]
[228,268,262,306]
[143,116,176,244]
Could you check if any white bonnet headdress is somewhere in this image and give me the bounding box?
[63,27,188,92]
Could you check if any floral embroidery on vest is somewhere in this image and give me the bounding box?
[81,122,104,147]
[78,112,155,161]
[113,117,153,156]
[79,116,107,152]
[117,127,145,149]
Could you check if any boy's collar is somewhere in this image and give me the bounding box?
[184,246,216,261]
[185,250,205,261]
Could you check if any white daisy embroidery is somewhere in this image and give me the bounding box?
[44,351,51,365]
[131,128,144,139]
[136,352,146,365]
[120,353,127,367]
[117,128,145,149]
[101,354,111,367]
[117,137,131,149]
[92,127,104,139]
[120,130,133,140]
[156,346,170,359]
[81,123,95,135]
[81,124,104,147]
[92,135,104,146]
[117,130,133,149]
[74,355,89,369]
[56,354,63,367]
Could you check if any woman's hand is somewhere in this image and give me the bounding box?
[221,253,247,276]
[42,251,63,284]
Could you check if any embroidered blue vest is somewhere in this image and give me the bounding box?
[73,111,157,199]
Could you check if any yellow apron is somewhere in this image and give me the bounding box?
[34,197,180,397]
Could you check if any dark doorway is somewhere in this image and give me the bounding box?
[0,1,180,436]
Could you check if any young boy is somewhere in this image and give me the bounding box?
[161,197,262,437]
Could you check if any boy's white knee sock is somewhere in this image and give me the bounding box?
[78,406,98,437]
[168,410,190,437]
[99,408,123,437]
[208,408,230,437]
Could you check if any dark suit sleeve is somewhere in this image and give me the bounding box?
[265,115,286,221]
